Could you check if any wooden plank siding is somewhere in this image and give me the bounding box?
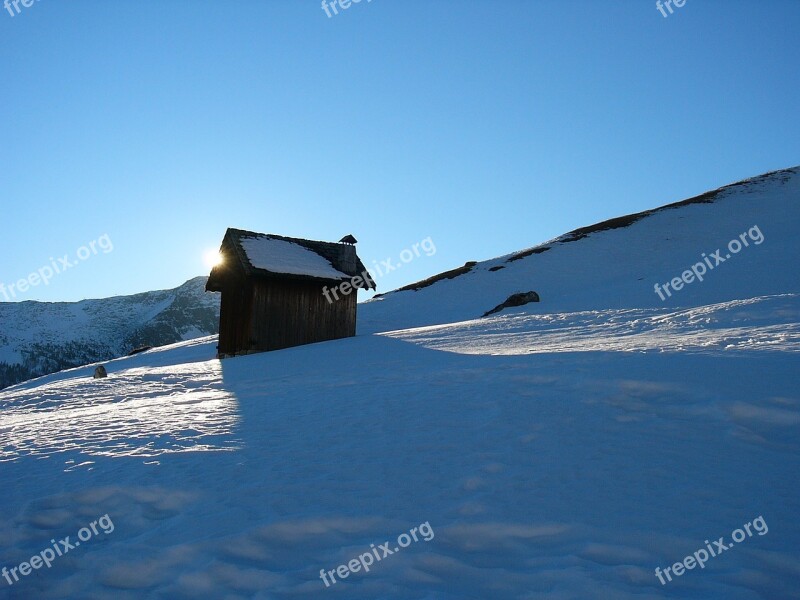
[247,280,356,352]
[216,270,253,356]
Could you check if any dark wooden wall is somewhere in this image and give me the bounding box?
[217,276,357,355]
[217,272,253,356]
[248,279,356,352]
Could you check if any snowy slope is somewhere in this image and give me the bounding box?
[1,167,799,599]
[359,167,800,334]
[0,277,220,389]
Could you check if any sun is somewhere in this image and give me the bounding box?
[203,248,224,269]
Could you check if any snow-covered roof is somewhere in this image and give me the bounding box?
[240,237,350,280]
[206,228,376,291]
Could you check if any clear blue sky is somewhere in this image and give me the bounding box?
[1,0,798,302]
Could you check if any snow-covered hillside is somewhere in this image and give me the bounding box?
[359,167,800,333]
[1,167,798,599]
[0,277,220,389]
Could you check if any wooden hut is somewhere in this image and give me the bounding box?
[206,228,375,357]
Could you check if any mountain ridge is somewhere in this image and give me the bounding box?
[0,276,220,389]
